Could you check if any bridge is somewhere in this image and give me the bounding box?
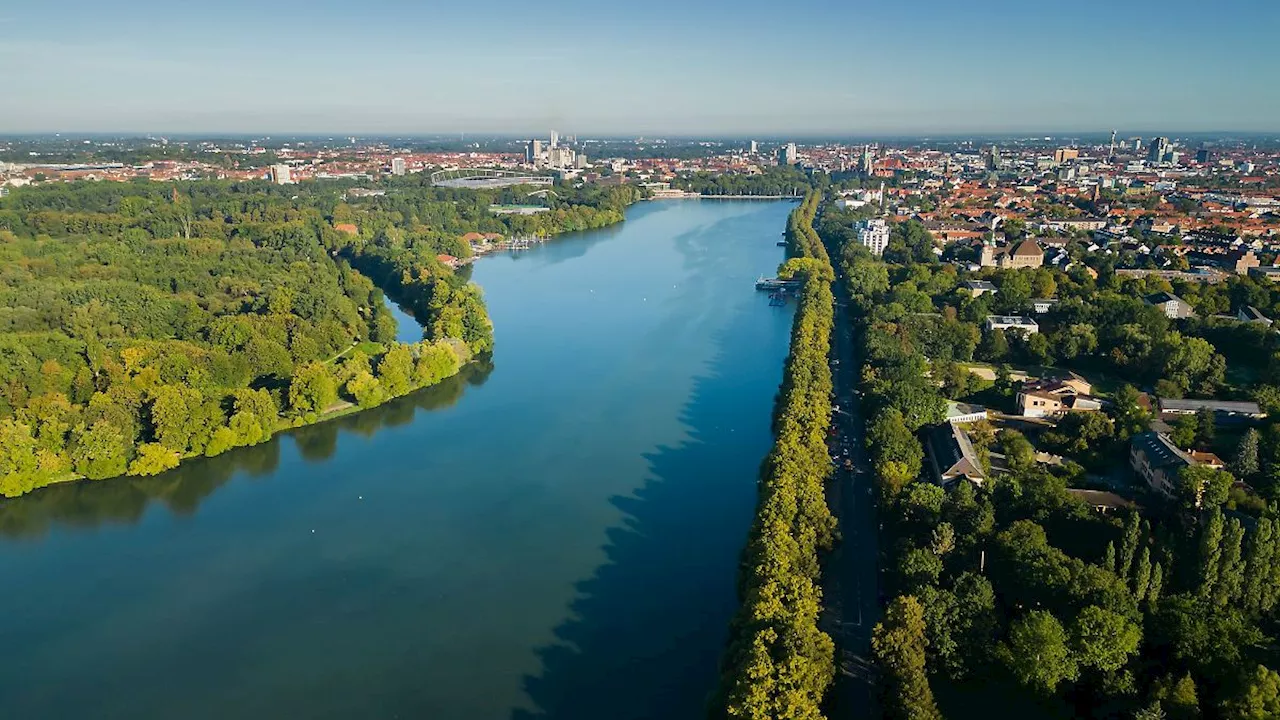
[430,168,555,189]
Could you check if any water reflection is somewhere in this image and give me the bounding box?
[0,358,493,539]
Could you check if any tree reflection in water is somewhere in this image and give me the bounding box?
[0,358,493,540]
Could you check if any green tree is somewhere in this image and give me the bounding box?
[873,596,944,720]
[377,344,414,397]
[1179,466,1234,511]
[289,362,337,414]
[1214,518,1246,607]
[1148,562,1165,607]
[1134,547,1153,602]
[1134,700,1166,720]
[1234,428,1261,479]
[205,426,237,457]
[999,429,1036,473]
[1195,407,1217,448]
[0,418,48,497]
[149,384,198,452]
[346,370,386,409]
[1224,665,1280,720]
[1071,605,1142,672]
[1171,414,1199,450]
[128,442,181,476]
[1001,610,1078,692]
[1151,672,1199,720]
[71,420,132,480]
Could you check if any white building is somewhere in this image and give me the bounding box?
[390,157,406,176]
[269,164,292,185]
[855,219,891,256]
[984,315,1040,334]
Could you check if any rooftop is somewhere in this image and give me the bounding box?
[1131,431,1194,470]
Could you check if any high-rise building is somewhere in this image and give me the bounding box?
[985,145,1001,171]
[860,145,874,175]
[1196,147,1216,164]
[1108,130,1117,161]
[855,219,891,256]
[390,157,406,176]
[269,164,291,185]
[1053,148,1080,164]
[549,130,559,149]
[749,140,758,154]
[527,139,543,165]
[1148,137,1172,163]
[778,142,797,166]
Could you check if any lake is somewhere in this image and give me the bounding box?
[0,199,798,719]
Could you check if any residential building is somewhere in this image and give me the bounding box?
[527,139,543,166]
[390,157,406,176]
[1248,266,1280,283]
[855,219,891,256]
[749,140,758,154]
[1016,377,1102,418]
[1146,291,1196,319]
[924,422,986,488]
[1030,298,1059,314]
[1237,306,1273,326]
[1130,431,1193,497]
[268,164,291,185]
[984,315,1039,334]
[963,280,998,297]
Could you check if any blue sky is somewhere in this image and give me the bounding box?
[3,0,1278,135]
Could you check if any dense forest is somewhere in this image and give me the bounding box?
[0,177,641,497]
[713,190,839,719]
[817,196,1280,719]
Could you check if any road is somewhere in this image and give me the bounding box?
[819,284,881,719]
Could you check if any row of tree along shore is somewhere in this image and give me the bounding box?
[0,178,641,498]
[712,190,841,719]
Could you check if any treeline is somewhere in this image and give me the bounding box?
[0,177,632,496]
[672,166,813,197]
[825,202,1280,719]
[785,190,829,264]
[712,197,838,719]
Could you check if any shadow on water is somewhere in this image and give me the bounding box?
[510,227,787,719]
[0,359,494,540]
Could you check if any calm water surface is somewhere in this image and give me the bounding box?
[0,200,797,719]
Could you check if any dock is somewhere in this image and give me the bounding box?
[755,275,802,292]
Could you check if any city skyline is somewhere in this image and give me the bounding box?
[3,0,1279,135]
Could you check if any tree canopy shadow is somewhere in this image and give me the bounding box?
[511,299,786,720]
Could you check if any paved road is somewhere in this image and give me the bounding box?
[819,285,881,719]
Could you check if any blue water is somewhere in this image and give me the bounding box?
[383,294,425,344]
[0,200,798,719]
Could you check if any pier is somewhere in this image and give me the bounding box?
[755,275,802,292]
